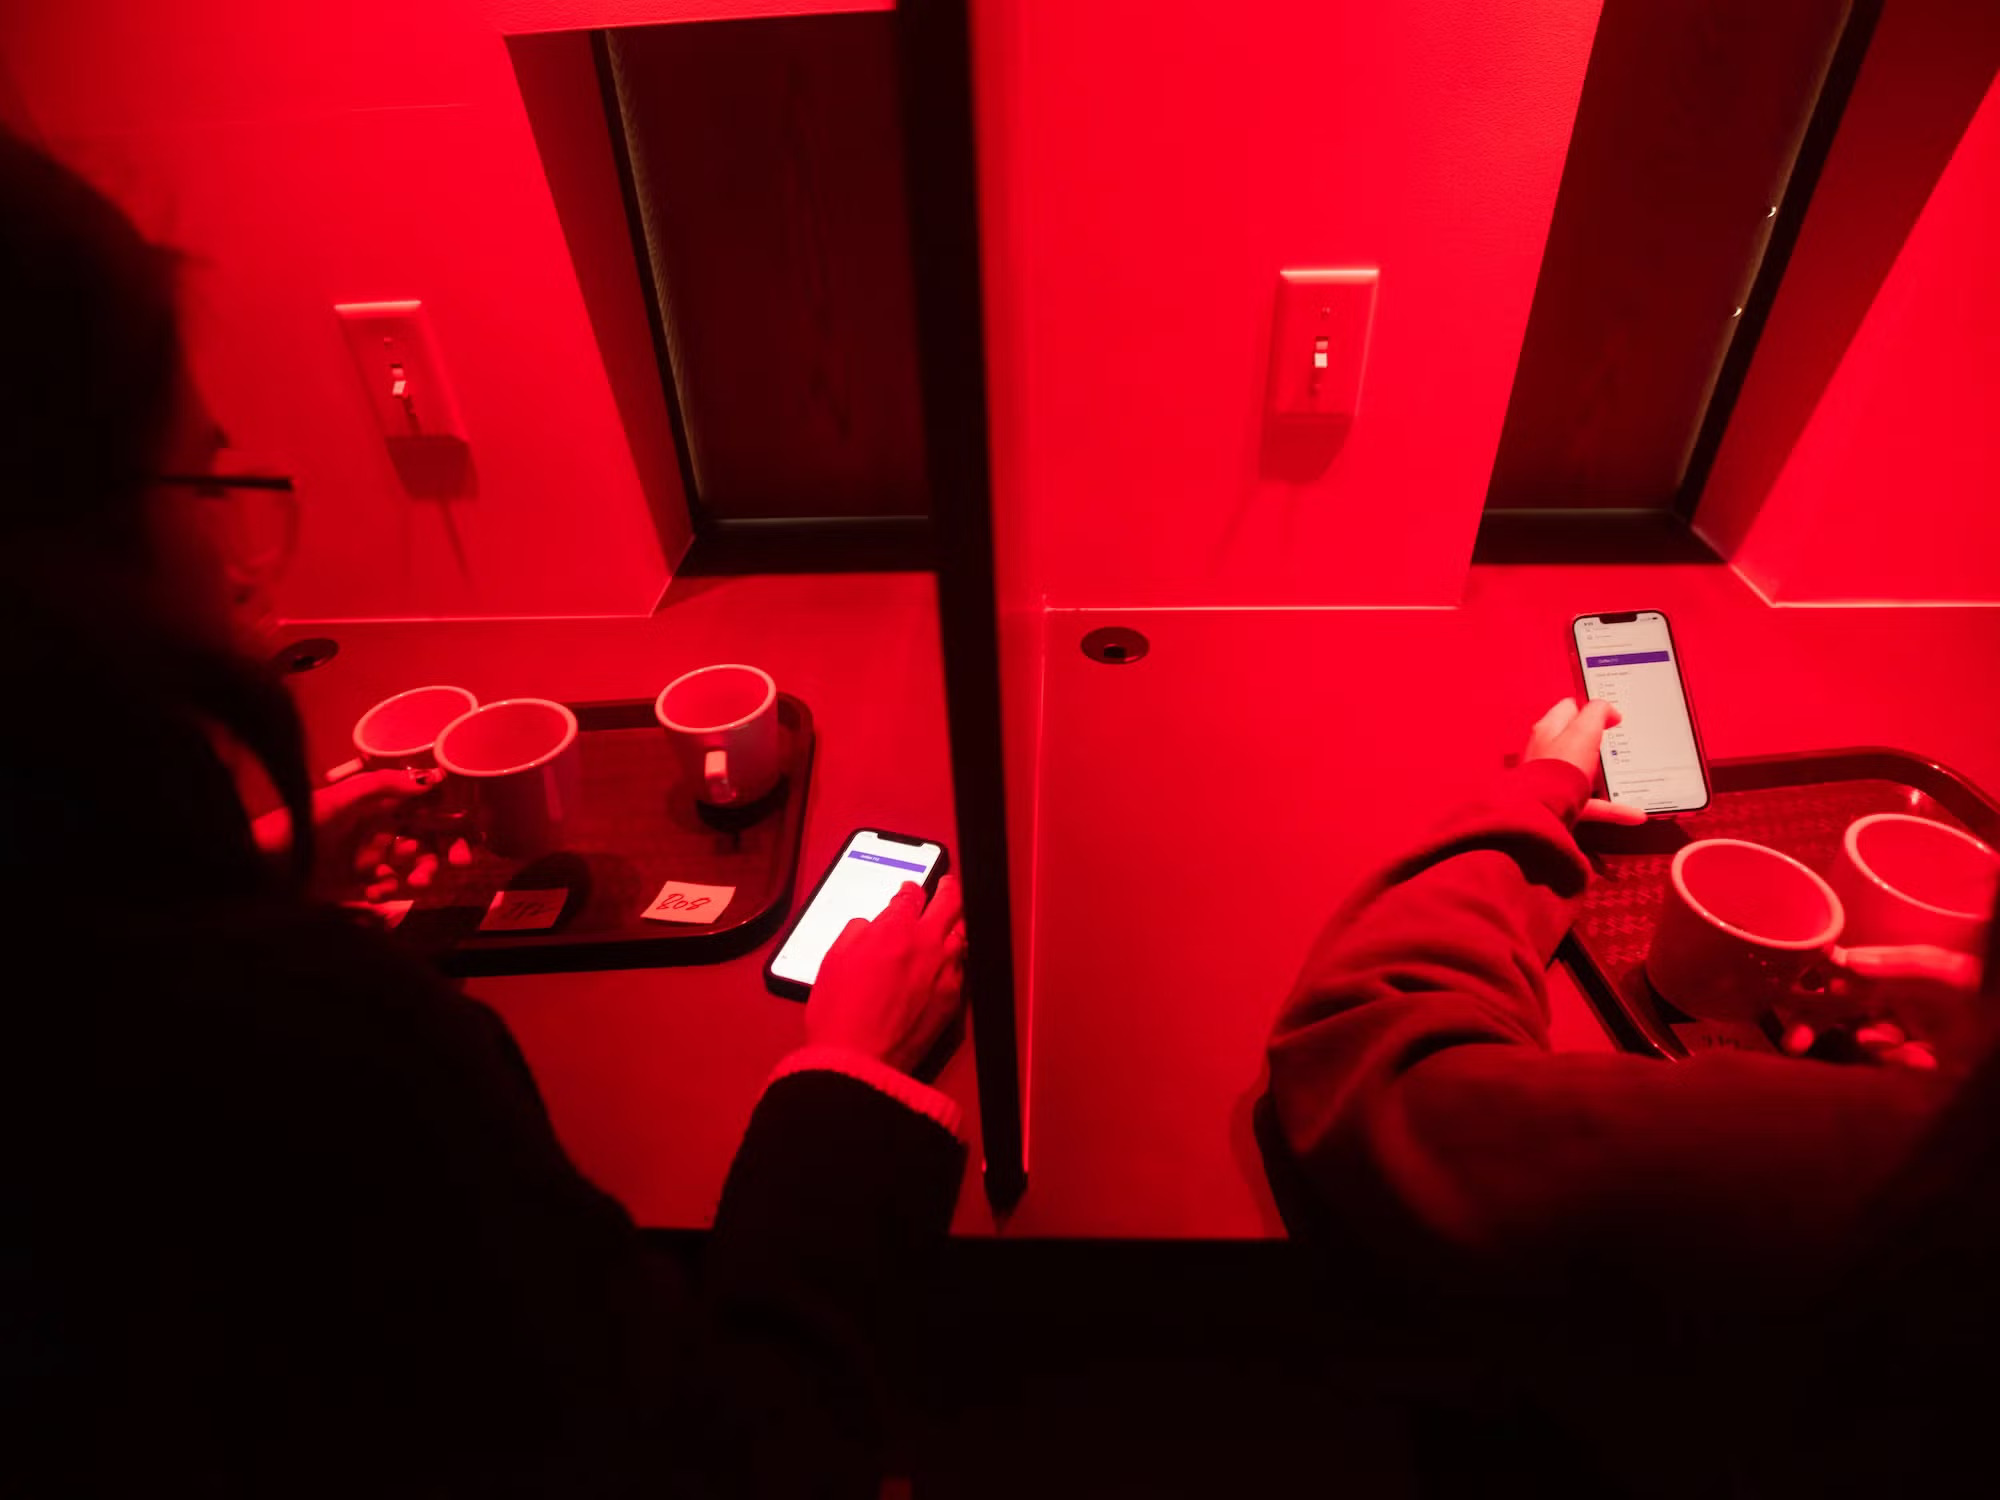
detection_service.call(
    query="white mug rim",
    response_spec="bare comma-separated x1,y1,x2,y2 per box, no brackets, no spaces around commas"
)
1843,812,1999,923
353,684,479,760
1669,837,1844,951
434,698,579,779
654,664,777,736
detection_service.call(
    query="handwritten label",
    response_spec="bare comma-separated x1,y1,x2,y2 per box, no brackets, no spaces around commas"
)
642,880,736,926
479,888,569,934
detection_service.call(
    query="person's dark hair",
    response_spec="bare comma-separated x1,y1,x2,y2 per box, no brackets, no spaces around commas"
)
0,132,183,543
0,130,315,893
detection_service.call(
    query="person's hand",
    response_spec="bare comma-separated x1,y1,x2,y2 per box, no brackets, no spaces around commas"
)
1522,698,1648,826
1777,944,1984,1069
806,875,967,1075
253,767,467,904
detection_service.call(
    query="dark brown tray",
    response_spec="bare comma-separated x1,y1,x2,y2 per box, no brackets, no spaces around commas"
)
386,695,815,977
1561,749,2000,1059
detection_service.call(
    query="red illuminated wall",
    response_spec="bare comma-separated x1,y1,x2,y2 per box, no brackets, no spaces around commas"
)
7,0,1598,623
1727,69,2000,605
0,3,889,621
1692,0,2000,588
968,0,1600,1168
971,0,1602,610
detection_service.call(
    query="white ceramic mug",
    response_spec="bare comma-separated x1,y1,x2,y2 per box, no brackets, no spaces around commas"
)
1646,839,1845,1022
434,698,582,858
349,684,478,771
1829,813,1999,953
654,664,781,807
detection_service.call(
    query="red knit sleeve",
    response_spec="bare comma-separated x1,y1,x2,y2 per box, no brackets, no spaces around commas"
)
1264,762,1942,1308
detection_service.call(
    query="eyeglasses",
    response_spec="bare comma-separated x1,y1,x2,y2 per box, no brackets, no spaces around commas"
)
156,424,295,496
157,472,296,495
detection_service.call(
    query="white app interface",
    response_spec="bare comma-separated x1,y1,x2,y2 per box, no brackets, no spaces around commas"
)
1574,613,1705,813
772,832,942,986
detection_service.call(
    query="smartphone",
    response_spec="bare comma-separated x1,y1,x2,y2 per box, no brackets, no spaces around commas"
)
1569,611,1710,815
764,829,950,1000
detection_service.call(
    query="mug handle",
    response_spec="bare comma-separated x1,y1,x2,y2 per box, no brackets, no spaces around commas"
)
704,748,735,804
324,756,366,784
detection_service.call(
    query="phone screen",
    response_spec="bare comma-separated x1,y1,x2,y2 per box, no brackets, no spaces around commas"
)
769,831,946,988
1572,612,1709,814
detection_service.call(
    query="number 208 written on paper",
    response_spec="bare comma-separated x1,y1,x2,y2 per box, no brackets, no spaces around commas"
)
642,880,737,926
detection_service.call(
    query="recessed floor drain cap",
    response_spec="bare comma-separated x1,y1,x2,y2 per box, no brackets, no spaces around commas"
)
273,637,340,675
1081,626,1150,665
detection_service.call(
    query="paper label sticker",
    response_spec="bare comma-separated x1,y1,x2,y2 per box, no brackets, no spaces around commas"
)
479,888,569,933
642,880,736,925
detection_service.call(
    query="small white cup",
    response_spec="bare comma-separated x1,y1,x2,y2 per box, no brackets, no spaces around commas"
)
350,684,479,772
654,664,781,807
1646,839,1845,1022
1829,813,1998,953
434,698,581,858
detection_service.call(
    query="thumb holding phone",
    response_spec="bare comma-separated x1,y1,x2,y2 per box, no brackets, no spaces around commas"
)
1523,698,1649,827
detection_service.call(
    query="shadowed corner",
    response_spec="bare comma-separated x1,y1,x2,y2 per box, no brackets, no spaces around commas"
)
1259,412,1352,484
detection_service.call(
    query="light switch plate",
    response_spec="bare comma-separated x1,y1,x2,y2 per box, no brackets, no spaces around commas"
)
334,300,465,442
1268,268,1378,420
